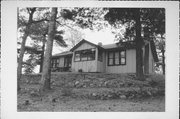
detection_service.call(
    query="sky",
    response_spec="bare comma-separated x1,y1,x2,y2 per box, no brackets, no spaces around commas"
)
52,26,117,55
83,28,115,45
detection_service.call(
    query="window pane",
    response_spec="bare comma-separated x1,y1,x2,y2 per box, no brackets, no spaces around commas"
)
75,53,80,61
121,58,125,64
115,58,119,65
88,50,95,60
81,50,87,61
120,51,125,57
115,52,119,58
109,52,113,58
88,53,95,60
109,58,113,65
57,59,59,63
81,54,87,60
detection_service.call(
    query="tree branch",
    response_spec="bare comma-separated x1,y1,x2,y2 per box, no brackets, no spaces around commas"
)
56,20,79,32
31,18,49,24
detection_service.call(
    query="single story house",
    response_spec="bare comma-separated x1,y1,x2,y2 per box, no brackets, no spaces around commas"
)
51,39,158,74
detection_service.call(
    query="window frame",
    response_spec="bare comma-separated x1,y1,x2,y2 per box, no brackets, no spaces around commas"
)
120,50,126,65
74,51,81,62
74,48,96,62
51,58,59,68
107,50,126,66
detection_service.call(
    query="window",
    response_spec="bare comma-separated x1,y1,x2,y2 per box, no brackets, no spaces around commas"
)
88,48,95,60
74,48,95,62
64,56,72,67
114,52,119,65
51,58,59,68
120,51,126,65
108,52,114,65
81,50,88,61
74,52,80,61
108,50,126,66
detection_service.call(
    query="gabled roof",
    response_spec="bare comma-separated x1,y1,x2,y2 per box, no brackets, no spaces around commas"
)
70,39,104,51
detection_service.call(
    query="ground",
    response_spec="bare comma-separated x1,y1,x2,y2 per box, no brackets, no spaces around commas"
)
18,93,165,112
18,73,165,112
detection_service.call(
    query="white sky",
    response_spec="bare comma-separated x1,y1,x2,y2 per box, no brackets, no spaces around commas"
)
52,27,116,54
83,28,115,44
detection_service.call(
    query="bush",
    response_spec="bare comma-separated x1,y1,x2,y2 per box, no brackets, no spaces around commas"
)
147,74,165,88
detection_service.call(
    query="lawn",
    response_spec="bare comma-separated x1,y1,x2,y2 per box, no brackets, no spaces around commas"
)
18,73,165,112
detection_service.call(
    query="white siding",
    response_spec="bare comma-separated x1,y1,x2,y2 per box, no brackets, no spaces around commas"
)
72,60,97,72
71,42,97,72
106,49,136,73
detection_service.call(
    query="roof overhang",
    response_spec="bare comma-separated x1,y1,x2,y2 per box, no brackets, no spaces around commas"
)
70,39,104,51
52,52,73,58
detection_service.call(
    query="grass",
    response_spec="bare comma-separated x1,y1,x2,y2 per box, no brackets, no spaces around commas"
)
18,73,165,112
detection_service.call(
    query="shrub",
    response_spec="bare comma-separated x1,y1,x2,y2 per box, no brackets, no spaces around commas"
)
147,74,165,88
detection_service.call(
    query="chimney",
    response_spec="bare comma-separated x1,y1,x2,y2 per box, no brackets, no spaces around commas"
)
98,42,102,46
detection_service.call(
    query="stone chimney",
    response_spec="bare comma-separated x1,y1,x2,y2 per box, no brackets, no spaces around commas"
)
98,42,102,46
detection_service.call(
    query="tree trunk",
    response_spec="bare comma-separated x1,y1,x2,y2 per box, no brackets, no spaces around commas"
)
134,8,144,80
17,8,36,91
39,36,46,73
40,8,57,91
162,47,165,75
17,32,28,91
144,44,149,74
160,34,165,75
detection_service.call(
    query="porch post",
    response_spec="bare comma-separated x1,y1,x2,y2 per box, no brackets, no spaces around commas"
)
71,52,75,72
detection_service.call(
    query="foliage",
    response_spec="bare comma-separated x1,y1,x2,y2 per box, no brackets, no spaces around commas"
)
18,8,69,74
104,8,165,41
104,8,165,78
147,74,165,88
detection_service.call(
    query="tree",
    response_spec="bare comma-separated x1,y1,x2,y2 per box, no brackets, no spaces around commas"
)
104,8,165,79
18,8,68,75
17,8,36,91
17,8,52,91
25,24,67,73
104,8,144,80
40,8,57,91
134,8,144,80
154,35,165,74
141,8,165,74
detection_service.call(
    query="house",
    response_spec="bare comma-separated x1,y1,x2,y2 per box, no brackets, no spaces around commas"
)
51,39,158,74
